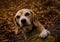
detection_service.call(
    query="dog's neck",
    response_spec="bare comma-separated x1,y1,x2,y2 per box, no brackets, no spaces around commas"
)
26,25,38,36
21,25,39,39
27,25,36,33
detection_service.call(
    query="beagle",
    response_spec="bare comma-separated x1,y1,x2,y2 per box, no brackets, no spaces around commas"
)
13,9,50,39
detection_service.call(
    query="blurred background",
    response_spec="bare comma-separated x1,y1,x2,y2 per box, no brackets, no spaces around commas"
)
0,0,60,42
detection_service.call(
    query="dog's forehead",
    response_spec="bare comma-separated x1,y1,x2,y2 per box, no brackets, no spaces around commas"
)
22,9,31,14
15,9,31,16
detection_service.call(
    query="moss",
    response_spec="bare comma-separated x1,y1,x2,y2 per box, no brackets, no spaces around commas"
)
28,35,55,42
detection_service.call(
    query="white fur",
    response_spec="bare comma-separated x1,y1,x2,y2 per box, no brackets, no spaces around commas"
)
39,29,50,38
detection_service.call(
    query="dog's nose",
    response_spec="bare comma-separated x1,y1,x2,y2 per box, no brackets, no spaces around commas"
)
21,19,26,24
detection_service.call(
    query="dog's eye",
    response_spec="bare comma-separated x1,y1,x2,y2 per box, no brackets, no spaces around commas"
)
25,12,30,16
16,15,20,19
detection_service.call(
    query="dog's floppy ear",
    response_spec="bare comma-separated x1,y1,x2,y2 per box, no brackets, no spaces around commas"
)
13,16,20,34
30,10,45,32
29,10,37,22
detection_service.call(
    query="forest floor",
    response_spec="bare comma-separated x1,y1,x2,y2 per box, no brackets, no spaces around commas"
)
0,0,60,42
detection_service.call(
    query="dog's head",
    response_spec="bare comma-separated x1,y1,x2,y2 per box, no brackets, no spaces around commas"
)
14,9,37,33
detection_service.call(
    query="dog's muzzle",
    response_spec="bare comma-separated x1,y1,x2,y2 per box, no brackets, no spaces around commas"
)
21,19,27,25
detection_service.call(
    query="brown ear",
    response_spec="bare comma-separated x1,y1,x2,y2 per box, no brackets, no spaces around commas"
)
13,16,20,34
31,10,45,32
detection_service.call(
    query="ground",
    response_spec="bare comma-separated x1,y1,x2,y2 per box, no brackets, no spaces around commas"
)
0,0,60,42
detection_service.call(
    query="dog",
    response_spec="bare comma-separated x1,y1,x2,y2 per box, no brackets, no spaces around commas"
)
13,9,50,39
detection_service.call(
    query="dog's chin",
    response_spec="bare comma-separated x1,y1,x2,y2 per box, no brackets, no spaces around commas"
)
21,24,33,33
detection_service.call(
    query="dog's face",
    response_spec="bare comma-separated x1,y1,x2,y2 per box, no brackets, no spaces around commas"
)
14,9,34,32
15,9,33,27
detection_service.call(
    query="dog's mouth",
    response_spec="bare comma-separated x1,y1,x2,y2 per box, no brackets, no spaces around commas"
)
21,24,33,33
22,23,31,27
21,21,31,26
